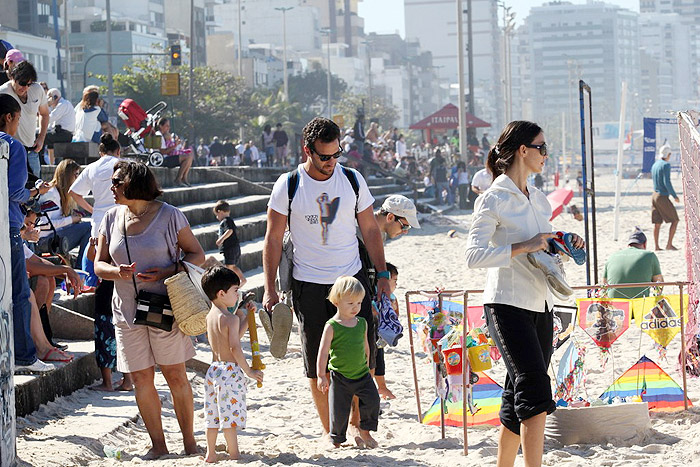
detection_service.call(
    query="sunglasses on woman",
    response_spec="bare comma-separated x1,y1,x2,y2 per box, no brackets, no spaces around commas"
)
312,146,344,162
525,142,548,156
111,178,125,187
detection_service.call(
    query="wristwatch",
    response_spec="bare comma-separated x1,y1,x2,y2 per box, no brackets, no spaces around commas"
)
376,270,391,280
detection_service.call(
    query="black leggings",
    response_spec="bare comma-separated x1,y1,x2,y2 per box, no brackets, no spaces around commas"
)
484,303,555,435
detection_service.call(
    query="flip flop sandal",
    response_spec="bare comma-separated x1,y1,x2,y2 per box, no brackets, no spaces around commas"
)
42,347,74,363
270,302,293,359
258,308,274,343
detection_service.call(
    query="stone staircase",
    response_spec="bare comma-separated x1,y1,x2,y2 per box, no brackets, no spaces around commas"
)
18,164,412,416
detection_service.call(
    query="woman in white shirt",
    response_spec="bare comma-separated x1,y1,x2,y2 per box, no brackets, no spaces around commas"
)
465,121,583,467
36,158,91,265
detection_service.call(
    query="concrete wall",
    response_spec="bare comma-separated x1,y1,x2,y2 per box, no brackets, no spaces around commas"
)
0,146,16,466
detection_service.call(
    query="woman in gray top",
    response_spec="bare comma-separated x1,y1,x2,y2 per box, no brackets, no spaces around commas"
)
95,160,204,459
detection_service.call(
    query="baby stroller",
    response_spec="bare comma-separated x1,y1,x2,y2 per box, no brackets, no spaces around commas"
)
118,99,167,167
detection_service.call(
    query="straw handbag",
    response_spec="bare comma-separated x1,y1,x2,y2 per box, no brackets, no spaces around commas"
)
164,261,210,336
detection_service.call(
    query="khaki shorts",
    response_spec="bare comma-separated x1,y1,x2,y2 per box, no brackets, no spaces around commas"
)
651,193,679,224
115,324,196,373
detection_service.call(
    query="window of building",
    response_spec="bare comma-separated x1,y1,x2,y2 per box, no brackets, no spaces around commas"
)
70,45,84,63
71,21,81,33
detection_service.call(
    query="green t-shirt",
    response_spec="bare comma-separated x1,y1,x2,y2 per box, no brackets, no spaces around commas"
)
603,247,662,299
328,317,368,380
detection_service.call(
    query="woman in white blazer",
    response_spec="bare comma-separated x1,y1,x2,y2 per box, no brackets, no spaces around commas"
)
466,121,583,467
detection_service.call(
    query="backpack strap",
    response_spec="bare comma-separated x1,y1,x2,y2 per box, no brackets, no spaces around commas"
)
340,165,360,217
286,168,300,228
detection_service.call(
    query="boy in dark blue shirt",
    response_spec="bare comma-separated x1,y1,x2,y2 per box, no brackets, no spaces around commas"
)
213,200,246,286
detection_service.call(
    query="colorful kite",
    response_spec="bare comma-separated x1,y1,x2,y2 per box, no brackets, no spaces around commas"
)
630,294,688,323
553,305,577,351
554,341,586,403
422,372,503,427
577,298,630,349
599,356,691,412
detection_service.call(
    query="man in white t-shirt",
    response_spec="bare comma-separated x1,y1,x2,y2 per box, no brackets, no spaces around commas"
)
263,117,390,437
471,166,493,195
0,60,49,176
69,144,121,286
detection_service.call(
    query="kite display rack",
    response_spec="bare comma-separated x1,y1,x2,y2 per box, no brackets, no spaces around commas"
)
405,281,690,457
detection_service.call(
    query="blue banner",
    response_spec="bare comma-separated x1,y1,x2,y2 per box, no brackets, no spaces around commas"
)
642,117,676,173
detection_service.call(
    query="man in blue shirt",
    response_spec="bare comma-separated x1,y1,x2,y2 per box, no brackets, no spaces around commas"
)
1,93,52,373
650,145,680,251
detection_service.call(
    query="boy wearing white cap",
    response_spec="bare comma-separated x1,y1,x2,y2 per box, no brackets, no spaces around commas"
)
357,194,420,398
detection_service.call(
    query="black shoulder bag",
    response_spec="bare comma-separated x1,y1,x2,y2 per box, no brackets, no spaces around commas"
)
123,208,174,331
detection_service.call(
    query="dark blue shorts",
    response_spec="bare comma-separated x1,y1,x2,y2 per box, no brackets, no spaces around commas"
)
484,303,555,435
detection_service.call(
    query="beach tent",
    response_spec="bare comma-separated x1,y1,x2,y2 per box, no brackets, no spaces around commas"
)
409,104,490,144
422,372,503,427
599,355,691,412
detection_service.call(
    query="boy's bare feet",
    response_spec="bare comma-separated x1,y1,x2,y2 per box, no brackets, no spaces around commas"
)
359,429,378,448
203,450,218,463
378,386,396,400
348,424,365,447
666,245,678,251
227,449,241,460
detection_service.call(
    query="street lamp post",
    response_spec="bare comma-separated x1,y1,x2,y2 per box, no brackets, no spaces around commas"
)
322,28,332,119
456,0,467,159
106,0,114,119
498,2,516,122
275,6,294,101
237,0,243,77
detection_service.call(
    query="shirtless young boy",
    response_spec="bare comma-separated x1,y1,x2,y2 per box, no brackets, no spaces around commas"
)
201,266,264,462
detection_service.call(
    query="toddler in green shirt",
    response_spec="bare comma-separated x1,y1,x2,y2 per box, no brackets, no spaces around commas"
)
317,276,381,448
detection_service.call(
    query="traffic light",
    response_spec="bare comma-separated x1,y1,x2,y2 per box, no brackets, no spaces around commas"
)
170,44,181,66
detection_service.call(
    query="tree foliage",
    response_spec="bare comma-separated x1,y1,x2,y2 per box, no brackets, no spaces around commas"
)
335,92,399,131
287,66,347,123
249,89,303,141
97,56,258,142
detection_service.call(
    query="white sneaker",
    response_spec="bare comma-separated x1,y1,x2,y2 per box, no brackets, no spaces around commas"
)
15,359,56,374
527,250,574,300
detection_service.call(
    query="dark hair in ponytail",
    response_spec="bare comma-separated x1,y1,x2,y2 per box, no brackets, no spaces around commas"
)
99,132,120,155
487,120,543,176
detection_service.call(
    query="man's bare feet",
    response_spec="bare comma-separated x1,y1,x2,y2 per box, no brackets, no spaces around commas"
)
113,378,134,391
184,441,201,456
378,386,396,400
142,447,168,460
89,382,114,391
359,429,378,448
666,245,679,251
655,246,662,251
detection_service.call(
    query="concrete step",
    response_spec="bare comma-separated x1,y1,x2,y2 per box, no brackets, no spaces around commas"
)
369,183,404,197
179,194,270,226
190,212,267,253
149,166,285,188
158,181,239,206
14,340,101,417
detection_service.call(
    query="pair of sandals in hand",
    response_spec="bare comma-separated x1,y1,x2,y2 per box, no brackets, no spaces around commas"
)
257,299,293,359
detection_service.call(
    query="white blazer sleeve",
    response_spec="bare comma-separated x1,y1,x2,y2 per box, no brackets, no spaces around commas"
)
465,193,512,269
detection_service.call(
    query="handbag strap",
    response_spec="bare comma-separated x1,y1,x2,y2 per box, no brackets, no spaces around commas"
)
122,207,139,296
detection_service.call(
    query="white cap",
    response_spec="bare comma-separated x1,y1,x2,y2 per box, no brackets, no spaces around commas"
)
381,195,420,229
658,144,671,159
48,88,61,100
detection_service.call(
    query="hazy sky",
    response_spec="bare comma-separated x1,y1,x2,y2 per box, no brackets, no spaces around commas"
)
358,0,641,38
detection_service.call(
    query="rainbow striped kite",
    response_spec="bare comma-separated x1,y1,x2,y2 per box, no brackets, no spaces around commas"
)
422,372,503,427
599,355,691,412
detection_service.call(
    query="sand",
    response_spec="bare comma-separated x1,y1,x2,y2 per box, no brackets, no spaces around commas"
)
16,171,700,466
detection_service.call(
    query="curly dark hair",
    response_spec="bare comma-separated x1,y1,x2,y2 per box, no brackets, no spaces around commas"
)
302,117,340,152
113,160,163,201
487,120,543,176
